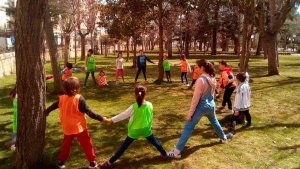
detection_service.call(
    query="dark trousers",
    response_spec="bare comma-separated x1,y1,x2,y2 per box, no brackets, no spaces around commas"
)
181,72,188,84
222,87,235,109
229,110,252,133
191,79,197,87
165,71,171,82
109,135,166,164
84,72,97,86
135,67,147,81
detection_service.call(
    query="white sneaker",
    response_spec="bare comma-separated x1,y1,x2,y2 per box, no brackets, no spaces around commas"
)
186,84,190,87
167,149,181,159
220,139,227,144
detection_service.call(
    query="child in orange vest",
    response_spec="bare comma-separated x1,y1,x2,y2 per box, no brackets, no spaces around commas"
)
61,62,81,80
98,70,108,86
189,65,201,88
45,77,109,169
176,54,191,86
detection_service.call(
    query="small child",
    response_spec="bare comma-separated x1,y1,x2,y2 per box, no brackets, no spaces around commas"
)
61,62,81,80
177,54,191,86
9,87,17,151
218,60,236,113
116,52,125,83
163,54,172,83
228,72,251,134
45,77,109,169
100,84,167,167
189,65,200,88
98,70,108,86
84,49,97,88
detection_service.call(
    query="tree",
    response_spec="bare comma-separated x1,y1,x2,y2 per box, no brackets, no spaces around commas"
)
15,0,47,168
257,0,299,75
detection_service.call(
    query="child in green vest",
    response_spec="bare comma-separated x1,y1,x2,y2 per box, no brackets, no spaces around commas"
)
100,84,167,167
84,49,97,88
9,87,17,151
163,54,172,83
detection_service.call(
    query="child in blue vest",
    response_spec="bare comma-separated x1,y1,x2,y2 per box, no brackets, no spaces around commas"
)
100,84,167,167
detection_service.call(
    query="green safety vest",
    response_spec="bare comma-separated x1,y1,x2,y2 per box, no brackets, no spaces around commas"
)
87,56,96,72
163,60,171,71
128,102,153,139
13,96,18,134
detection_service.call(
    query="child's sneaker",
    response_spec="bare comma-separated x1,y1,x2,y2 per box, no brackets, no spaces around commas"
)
220,139,227,144
88,161,98,169
100,161,113,168
57,161,65,169
167,149,181,159
226,133,234,139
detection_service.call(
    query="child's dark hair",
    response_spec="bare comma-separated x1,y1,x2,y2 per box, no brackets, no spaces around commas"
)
135,84,147,107
10,86,17,99
236,72,246,82
99,70,105,75
180,54,186,60
117,52,122,58
219,60,228,67
66,62,73,69
88,49,94,54
196,59,215,77
63,77,80,96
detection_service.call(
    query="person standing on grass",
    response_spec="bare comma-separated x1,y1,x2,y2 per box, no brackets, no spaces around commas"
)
228,72,251,134
189,64,201,88
218,60,236,113
45,77,109,169
163,53,172,83
100,84,167,168
167,59,232,159
84,49,97,88
176,54,191,86
115,52,125,83
135,50,156,83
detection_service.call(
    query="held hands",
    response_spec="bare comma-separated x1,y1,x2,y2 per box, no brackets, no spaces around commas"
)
101,117,112,123
186,114,192,121
234,111,239,116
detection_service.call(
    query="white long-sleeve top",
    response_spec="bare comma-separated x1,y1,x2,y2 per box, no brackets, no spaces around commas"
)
234,82,251,111
188,74,216,117
116,58,124,69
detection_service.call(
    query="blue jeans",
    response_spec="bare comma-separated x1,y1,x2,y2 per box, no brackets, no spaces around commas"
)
109,134,166,164
12,133,17,145
176,107,226,151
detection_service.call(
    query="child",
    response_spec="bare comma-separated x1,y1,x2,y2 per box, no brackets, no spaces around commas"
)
228,72,251,134
61,62,81,80
218,60,236,113
100,84,167,167
135,50,156,83
177,54,191,86
98,70,108,86
163,54,172,83
189,65,201,88
45,77,109,169
9,87,17,151
238,63,250,83
116,52,125,83
84,49,97,88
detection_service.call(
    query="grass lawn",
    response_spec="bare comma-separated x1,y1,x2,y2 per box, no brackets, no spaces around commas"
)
0,54,300,169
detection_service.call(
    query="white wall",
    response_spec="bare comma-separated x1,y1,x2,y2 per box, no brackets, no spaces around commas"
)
0,52,15,78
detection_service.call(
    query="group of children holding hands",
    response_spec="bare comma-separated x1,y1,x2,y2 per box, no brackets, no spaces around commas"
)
10,49,252,168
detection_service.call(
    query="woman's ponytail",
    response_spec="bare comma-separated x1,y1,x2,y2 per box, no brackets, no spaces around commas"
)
196,59,215,77
135,84,147,107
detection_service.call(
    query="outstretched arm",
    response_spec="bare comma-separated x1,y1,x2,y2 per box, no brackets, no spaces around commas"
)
111,105,133,123
45,101,59,116
146,56,155,64
78,96,104,121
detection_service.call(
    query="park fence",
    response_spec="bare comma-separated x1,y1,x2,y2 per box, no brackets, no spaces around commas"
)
0,52,15,78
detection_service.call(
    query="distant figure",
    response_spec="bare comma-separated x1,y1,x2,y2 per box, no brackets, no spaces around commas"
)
115,52,125,83
84,49,97,88
176,54,191,86
98,70,108,86
45,77,109,169
135,50,156,83
100,84,167,167
163,54,172,83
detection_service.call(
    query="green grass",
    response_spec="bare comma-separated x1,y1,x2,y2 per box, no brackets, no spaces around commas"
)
0,54,300,169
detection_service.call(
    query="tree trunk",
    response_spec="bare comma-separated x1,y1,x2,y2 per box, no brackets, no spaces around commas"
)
157,0,164,83
126,38,130,62
262,32,279,75
104,43,108,57
256,35,262,56
75,32,77,64
44,5,63,94
184,30,190,58
132,38,137,68
80,34,86,60
15,0,47,168
64,34,70,65
100,37,103,55
234,37,240,55
211,4,219,56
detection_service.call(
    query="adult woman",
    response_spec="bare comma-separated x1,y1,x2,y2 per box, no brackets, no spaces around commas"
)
167,59,232,158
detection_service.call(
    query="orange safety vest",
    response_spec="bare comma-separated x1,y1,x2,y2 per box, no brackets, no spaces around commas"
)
98,75,108,86
181,60,188,72
193,66,200,80
59,94,87,135
62,68,73,80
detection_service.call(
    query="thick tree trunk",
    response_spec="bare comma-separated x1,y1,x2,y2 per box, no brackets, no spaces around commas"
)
126,38,130,62
262,32,279,75
104,43,108,57
64,34,70,65
132,39,137,68
211,4,219,56
44,5,63,93
184,30,190,58
234,37,240,55
256,35,262,56
15,0,47,168
80,34,87,60
157,0,164,83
